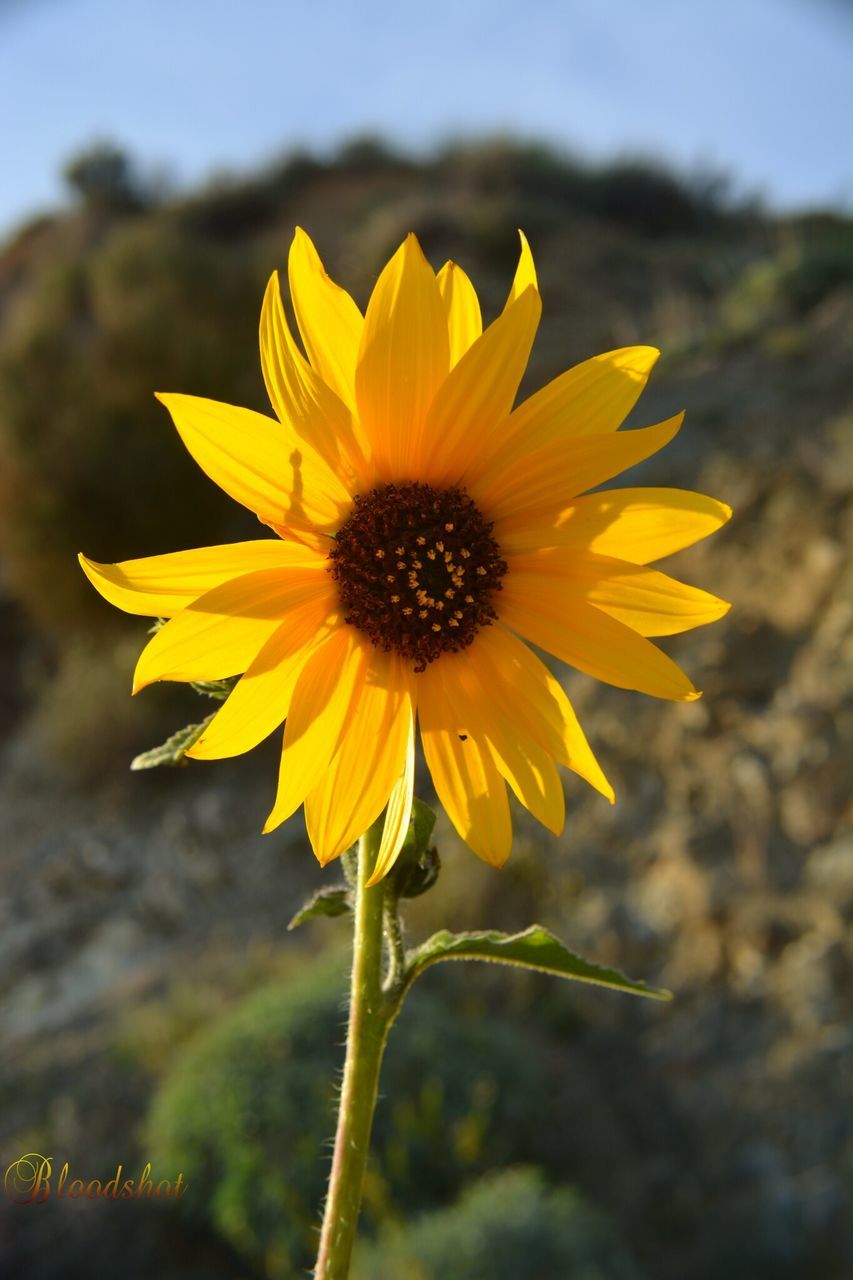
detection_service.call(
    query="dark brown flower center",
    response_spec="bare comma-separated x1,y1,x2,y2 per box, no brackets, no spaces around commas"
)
328,482,507,671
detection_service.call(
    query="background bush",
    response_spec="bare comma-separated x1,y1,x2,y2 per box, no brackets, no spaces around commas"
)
351,1167,643,1280
147,957,553,1277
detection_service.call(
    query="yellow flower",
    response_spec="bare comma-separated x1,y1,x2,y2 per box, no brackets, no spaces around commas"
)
80,229,730,883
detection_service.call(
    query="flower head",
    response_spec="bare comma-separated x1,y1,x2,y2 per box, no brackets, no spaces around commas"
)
80,229,730,883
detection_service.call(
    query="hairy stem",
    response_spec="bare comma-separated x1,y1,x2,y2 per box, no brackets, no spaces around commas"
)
314,820,390,1279
382,887,407,997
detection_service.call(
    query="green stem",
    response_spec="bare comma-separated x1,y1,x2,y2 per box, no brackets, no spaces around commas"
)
314,820,391,1280
382,888,407,997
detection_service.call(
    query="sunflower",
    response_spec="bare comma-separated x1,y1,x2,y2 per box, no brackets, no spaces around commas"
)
80,229,730,884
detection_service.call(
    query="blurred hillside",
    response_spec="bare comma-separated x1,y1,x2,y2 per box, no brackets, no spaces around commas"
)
0,138,851,1279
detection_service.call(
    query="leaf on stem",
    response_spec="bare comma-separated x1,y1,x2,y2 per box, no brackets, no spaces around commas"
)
287,886,351,930
190,677,239,701
129,716,214,770
405,924,670,1000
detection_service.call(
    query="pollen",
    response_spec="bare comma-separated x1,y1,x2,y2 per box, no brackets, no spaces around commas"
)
327,481,507,671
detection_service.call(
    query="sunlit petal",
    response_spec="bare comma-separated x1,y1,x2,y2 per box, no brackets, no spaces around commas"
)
435,649,565,834
471,625,614,802
304,651,413,864
287,227,364,411
500,572,700,702
260,272,368,484
366,704,416,886
133,566,333,692
264,625,366,832
437,260,482,366
508,548,731,636
482,413,684,529
79,539,322,617
497,486,733,560
420,285,541,487
464,345,660,491
355,234,450,480
506,228,538,305
187,596,339,760
418,658,512,866
155,393,352,537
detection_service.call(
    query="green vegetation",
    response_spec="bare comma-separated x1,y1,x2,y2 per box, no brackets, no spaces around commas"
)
720,221,853,343
63,141,148,213
147,957,554,1277
351,1167,643,1280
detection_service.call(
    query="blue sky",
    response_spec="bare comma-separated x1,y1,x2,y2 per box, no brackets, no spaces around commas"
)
1,0,850,234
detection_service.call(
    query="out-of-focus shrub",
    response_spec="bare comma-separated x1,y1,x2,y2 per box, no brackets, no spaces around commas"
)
585,160,714,236
147,959,550,1278
23,634,168,777
0,216,264,632
173,150,325,241
436,140,733,238
351,1167,643,1280
776,230,853,313
721,228,853,341
335,135,410,174
64,141,146,213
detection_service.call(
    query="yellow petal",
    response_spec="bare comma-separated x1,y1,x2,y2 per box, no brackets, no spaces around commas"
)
500,573,700,701
418,659,511,866
420,285,541,488
355,234,450,481
504,745,563,834
155,393,352,537
133,566,333,692
260,272,368,484
469,625,613,803
78,540,323,618
464,345,659,490
483,413,684,530
506,229,537,305
438,651,564,835
509,343,659,445
287,228,364,412
496,486,733,560
437,260,483,366
263,625,366,832
508,549,731,636
304,652,413,865
365,704,416,886
488,731,564,837
186,597,339,761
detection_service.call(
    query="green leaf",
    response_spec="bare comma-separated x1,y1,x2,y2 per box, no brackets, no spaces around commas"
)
129,716,213,771
191,677,238,702
405,925,670,1000
287,887,351,931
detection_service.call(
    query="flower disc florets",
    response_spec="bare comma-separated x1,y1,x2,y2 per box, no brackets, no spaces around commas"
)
328,482,507,671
